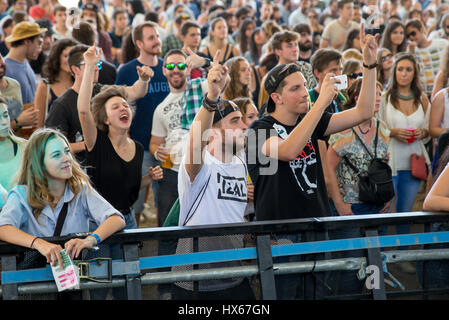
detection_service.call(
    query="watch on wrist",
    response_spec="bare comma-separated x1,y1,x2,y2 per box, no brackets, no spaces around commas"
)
202,93,221,112
203,58,211,69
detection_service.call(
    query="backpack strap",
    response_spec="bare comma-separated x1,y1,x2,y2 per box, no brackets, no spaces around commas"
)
53,202,69,237
351,119,379,160
182,174,212,226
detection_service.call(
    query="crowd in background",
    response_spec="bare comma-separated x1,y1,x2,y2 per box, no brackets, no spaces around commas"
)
2,0,449,300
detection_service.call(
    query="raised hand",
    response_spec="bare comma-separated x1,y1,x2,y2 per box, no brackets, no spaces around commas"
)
360,22,379,66
137,65,154,82
83,42,102,67
207,50,230,101
185,47,206,70
316,73,339,109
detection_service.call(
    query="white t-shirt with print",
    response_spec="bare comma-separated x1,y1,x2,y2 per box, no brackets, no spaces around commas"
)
174,150,249,292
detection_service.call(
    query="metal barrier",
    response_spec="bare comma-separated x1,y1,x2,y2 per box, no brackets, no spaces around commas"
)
2,211,449,300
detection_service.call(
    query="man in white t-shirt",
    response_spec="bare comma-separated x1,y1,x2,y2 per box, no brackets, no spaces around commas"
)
150,49,209,228
406,18,449,97
172,51,255,300
320,0,359,51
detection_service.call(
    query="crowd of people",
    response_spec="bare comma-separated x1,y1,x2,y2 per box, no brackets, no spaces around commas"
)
1,0,449,300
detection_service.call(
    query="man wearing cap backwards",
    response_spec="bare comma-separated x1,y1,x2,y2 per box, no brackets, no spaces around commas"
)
4,21,46,106
172,50,255,299
246,25,378,299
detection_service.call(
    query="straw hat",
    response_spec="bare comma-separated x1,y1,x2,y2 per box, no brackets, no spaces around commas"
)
5,21,47,43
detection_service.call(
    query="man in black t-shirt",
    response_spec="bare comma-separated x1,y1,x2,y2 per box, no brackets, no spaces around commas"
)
246,26,378,299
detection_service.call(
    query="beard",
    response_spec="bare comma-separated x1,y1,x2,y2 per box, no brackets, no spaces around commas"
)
168,73,186,89
299,41,313,51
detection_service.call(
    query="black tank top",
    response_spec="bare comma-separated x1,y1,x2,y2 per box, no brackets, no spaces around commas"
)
206,44,234,64
86,129,143,215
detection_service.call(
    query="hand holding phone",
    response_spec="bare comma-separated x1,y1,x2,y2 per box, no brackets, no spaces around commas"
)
333,74,348,91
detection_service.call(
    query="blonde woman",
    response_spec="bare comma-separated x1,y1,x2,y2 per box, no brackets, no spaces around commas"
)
0,128,126,269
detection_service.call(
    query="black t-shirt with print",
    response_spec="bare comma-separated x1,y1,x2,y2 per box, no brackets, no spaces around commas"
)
246,113,332,221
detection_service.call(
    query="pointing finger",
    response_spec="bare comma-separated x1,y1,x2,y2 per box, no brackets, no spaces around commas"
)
212,50,221,66
360,22,365,45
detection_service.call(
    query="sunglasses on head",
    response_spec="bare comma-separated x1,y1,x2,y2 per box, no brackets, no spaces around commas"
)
380,53,393,62
348,72,363,79
165,62,186,70
407,31,417,38
77,60,103,70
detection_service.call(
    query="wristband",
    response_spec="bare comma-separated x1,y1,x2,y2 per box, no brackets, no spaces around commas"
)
15,119,22,129
88,233,101,245
363,62,378,69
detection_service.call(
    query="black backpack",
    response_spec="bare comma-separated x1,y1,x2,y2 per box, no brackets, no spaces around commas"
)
342,120,395,205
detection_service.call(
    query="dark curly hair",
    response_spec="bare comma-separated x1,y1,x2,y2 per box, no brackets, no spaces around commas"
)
42,38,79,84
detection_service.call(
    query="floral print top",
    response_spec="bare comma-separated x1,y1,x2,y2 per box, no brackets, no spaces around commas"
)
328,118,391,204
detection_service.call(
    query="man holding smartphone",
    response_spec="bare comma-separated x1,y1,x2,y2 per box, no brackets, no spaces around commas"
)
246,25,378,299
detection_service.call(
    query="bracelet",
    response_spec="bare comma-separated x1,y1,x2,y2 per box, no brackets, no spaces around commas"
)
30,236,40,249
88,233,101,246
202,93,220,112
363,62,378,69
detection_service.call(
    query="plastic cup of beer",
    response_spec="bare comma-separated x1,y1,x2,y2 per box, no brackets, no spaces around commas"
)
160,144,173,169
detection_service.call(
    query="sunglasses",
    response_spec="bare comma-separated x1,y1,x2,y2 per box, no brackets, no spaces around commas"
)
348,72,363,79
77,60,103,70
380,53,393,62
165,62,186,70
407,31,417,38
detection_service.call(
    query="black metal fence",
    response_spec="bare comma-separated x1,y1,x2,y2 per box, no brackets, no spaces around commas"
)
1,211,449,300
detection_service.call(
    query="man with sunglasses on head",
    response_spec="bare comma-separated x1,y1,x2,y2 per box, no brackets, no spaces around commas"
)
405,18,448,98
46,44,152,163
246,25,378,299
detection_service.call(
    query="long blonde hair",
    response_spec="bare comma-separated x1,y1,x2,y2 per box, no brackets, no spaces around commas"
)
17,128,92,220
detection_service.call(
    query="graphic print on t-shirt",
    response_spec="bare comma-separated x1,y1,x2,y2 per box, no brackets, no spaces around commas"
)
216,172,247,203
273,123,318,196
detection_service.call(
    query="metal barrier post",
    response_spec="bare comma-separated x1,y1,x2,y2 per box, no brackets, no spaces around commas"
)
365,228,387,300
256,234,276,300
1,255,18,300
123,243,142,300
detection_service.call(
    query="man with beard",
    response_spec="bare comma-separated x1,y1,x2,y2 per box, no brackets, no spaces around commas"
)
288,0,310,27
0,54,38,133
116,21,170,223
172,50,254,300
294,23,314,63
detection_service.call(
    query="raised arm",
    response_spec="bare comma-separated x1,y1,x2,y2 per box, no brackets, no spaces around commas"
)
261,74,339,161
324,24,378,136
185,50,229,182
77,45,101,152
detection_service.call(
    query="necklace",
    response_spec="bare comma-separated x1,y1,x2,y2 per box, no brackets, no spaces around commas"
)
397,92,414,100
358,121,371,135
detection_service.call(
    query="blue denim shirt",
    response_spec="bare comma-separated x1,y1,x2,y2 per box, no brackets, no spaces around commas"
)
0,184,124,237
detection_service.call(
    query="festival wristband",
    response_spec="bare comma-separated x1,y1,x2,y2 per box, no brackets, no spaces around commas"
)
88,233,101,245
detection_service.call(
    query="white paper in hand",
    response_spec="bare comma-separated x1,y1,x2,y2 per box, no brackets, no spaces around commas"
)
50,249,80,292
